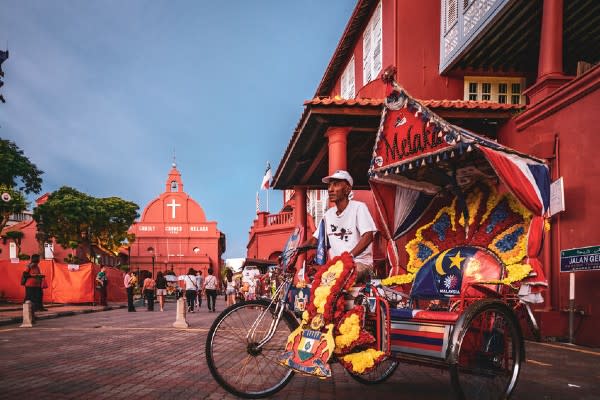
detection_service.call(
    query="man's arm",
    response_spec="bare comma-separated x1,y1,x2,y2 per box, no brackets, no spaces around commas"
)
350,231,374,258
299,236,318,249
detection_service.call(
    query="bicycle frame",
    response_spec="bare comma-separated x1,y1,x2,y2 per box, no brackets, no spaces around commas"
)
247,274,295,349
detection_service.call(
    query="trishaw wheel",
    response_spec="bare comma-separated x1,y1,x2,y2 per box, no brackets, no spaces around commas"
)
205,300,299,399
449,299,524,400
346,357,399,384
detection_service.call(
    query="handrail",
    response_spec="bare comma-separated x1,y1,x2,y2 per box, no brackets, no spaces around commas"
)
266,212,293,226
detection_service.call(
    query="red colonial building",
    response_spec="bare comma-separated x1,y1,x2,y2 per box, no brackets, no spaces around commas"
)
251,0,599,346
128,164,225,278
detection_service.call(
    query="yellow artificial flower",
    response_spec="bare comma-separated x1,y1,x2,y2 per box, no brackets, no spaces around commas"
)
335,313,361,350
341,348,385,374
313,260,344,314
381,273,415,286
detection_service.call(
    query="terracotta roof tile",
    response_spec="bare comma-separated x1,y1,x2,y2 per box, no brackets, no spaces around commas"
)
304,97,524,110
274,97,522,187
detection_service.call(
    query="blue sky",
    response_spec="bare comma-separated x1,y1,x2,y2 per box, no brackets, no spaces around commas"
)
0,1,354,258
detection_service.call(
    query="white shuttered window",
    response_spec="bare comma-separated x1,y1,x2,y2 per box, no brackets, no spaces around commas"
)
341,56,355,99
362,1,383,85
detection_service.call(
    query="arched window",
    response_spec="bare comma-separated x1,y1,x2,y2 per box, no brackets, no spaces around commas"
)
171,181,178,192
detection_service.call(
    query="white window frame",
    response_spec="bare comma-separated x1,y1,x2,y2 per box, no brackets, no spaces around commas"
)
463,76,525,104
341,56,356,99
362,1,383,85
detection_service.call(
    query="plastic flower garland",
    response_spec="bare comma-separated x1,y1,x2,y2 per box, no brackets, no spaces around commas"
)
306,252,355,325
383,182,537,288
381,273,415,286
334,306,375,355
340,348,386,374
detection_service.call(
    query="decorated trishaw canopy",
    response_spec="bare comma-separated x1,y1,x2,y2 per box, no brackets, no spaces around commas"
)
368,83,550,240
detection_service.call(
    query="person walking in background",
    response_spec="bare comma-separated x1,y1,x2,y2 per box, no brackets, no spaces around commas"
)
225,269,237,307
155,271,167,312
204,268,218,312
23,254,43,312
124,268,136,312
196,270,204,309
95,266,108,306
142,272,156,311
180,268,198,313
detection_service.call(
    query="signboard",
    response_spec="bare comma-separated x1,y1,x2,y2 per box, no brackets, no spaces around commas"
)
550,177,565,216
372,107,451,171
560,245,600,272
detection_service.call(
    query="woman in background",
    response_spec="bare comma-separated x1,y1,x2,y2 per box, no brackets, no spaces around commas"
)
142,272,156,311
225,269,237,307
155,271,167,312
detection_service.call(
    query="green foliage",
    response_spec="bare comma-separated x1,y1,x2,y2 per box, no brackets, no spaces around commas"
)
4,230,24,241
3,230,24,253
64,254,82,264
18,253,30,260
0,139,43,194
34,186,139,258
0,184,27,231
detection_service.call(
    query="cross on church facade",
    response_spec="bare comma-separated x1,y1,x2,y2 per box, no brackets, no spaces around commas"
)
166,199,181,219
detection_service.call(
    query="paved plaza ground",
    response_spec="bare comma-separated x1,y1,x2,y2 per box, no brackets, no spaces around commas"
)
1,297,599,400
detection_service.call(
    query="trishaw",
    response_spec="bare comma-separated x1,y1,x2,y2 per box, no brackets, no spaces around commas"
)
205,80,550,399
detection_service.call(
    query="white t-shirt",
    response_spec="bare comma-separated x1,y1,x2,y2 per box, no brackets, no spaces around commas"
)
179,275,198,291
313,200,377,266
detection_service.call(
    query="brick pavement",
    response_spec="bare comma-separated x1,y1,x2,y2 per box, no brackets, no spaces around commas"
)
0,296,599,400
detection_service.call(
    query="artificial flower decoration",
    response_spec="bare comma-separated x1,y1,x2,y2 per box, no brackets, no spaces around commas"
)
334,306,375,355
396,181,535,287
340,348,386,374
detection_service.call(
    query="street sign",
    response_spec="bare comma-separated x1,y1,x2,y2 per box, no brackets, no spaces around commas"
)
560,245,600,272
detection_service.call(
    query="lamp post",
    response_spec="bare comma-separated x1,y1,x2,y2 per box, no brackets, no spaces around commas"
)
148,246,155,278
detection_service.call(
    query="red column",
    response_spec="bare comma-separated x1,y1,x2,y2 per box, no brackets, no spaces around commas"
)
293,187,307,241
538,0,563,78
523,0,570,105
326,127,351,173
293,187,307,281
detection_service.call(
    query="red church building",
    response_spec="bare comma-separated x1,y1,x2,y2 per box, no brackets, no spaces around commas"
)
250,0,599,346
128,163,225,278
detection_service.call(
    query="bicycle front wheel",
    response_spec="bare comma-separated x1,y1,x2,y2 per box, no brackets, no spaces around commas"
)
205,299,299,398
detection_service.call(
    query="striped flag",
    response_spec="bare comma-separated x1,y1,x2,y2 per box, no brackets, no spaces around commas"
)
261,162,272,190
315,219,327,265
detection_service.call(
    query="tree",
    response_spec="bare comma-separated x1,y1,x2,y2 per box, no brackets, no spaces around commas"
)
0,184,27,231
3,230,24,254
33,186,139,261
0,139,43,231
0,138,43,194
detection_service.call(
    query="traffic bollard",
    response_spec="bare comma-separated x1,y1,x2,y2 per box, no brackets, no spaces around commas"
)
172,297,189,328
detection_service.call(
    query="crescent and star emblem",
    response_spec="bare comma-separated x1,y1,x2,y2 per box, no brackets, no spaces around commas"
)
435,250,465,276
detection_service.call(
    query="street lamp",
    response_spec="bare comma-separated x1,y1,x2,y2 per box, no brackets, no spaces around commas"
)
147,246,155,278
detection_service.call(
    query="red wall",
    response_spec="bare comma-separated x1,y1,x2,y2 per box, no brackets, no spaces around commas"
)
498,76,600,346
331,0,464,100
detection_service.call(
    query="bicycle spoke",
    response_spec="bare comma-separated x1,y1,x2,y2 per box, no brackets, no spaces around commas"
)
206,300,297,398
